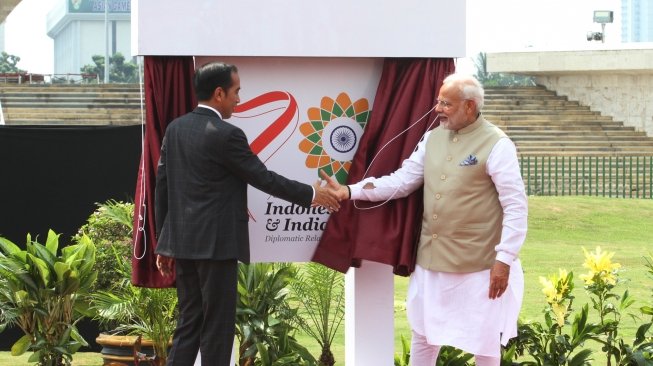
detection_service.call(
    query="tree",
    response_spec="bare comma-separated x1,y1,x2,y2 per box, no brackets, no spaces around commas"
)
80,53,138,83
0,52,25,73
473,52,535,87
291,263,345,366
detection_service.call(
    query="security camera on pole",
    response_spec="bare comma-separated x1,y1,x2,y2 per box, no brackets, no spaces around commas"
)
587,10,613,43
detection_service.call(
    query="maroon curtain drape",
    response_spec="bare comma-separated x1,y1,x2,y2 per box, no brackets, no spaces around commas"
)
312,58,455,276
132,56,197,288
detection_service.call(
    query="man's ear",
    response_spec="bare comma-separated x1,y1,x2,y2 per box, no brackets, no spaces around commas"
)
465,99,476,113
213,87,224,102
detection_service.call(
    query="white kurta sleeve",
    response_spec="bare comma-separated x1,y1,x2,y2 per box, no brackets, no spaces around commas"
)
349,131,429,202
487,138,528,264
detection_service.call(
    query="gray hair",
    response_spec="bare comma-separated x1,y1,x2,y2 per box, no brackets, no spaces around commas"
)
442,73,484,112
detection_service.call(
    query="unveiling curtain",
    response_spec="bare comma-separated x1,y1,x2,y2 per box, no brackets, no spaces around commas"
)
312,58,456,276
132,56,197,288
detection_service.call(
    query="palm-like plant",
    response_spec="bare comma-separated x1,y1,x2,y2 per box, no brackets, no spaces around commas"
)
291,262,345,366
0,230,97,366
236,263,316,366
91,248,177,366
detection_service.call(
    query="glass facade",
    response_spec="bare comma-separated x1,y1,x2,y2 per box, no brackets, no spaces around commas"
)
621,0,653,42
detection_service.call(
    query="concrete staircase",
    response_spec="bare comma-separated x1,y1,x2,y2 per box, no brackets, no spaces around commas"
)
484,86,653,156
2,84,652,156
482,86,653,197
0,84,143,126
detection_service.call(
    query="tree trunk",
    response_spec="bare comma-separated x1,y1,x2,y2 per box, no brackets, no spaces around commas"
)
318,347,335,366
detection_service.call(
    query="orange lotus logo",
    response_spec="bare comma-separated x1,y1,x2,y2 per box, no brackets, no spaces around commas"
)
298,93,370,184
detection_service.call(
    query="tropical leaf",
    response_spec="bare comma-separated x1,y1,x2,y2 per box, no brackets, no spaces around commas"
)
568,349,593,366
11,334,31,356
0,237,21,256
44,229,60,256
26,252,51,287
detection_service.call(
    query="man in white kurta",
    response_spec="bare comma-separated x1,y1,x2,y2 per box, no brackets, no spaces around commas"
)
323,74,527,366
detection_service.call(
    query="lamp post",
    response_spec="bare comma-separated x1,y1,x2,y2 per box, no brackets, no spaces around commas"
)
587,10,613,43
104,0,109,83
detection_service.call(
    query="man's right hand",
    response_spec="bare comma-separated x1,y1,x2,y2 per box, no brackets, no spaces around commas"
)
319,170,350,200
312,181,340,212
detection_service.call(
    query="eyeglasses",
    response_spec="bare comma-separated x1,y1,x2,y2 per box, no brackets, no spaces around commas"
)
435,99,454,109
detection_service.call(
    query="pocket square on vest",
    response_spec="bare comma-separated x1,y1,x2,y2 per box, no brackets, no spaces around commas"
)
460,154,478,166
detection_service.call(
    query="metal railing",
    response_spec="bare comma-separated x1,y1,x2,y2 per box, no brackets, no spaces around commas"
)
520,155,653,199
0,73,100,84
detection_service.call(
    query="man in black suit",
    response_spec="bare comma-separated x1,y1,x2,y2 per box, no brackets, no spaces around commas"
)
154,61,339,366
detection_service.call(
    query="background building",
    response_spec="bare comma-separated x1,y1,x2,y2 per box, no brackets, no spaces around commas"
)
621,0,653,42
1,0,22,53
46,0,131,75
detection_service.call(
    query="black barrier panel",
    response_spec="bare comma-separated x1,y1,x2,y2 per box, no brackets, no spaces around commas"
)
0,124,142,351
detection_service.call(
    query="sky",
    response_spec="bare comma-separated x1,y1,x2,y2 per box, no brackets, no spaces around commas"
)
2,0,622,75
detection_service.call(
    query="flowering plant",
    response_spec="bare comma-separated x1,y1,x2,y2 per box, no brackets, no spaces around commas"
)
515,268,599,366
579,247,630,366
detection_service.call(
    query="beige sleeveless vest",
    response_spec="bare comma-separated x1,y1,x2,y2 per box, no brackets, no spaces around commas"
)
417,117,507,273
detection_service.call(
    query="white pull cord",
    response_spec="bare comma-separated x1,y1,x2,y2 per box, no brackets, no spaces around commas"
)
353,106,439,210
134,56,148,260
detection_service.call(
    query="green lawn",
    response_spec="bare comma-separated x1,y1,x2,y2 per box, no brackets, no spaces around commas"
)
313,196,653,363
2,196,652,365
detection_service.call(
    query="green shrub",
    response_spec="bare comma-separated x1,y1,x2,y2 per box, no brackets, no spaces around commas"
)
72,200,133,294
0,230,96,365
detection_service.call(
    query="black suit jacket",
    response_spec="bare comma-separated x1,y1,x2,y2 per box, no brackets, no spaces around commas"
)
154,107,313,263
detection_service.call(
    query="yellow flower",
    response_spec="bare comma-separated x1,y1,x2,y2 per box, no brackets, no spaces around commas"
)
539,269,571,304
540,269,573,327
539,276,557,303
557,269,570,294
580,247,621,286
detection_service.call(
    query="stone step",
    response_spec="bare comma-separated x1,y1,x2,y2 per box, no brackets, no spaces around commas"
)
5,113,142,121
485,87,553,93
484,105,592,111
517,146,653,156
0,95,142,102
3,102,141,109
4,105,140,117
0,84,140,92
499,121,623,128
7,119,140,126
511,135,650,141
516,141,653,147
485,98,576,104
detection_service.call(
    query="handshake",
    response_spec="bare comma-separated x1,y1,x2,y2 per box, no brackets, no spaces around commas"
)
311,170,352,212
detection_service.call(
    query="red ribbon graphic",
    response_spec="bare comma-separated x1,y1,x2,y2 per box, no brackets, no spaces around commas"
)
233,91,299,222
233,91,298,156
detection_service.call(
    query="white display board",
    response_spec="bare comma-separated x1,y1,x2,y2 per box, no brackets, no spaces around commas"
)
133,0,466,58
195,56,383,262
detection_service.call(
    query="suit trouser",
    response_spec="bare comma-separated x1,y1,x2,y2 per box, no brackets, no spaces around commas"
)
167,258,238,366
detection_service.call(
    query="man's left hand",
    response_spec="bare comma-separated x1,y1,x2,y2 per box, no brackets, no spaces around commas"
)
489,261,510,299
156,254,175,277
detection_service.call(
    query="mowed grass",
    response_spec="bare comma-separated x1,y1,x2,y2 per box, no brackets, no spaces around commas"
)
300,196,653,362
0,352,103,365
391,196,653,360
1,196,652,365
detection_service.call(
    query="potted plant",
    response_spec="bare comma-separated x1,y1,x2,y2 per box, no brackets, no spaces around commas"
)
76,199,177,366
0,230,97,366
92,249,177,366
